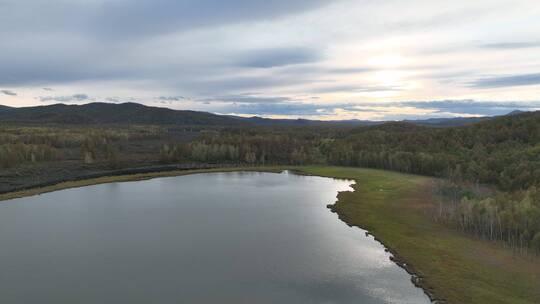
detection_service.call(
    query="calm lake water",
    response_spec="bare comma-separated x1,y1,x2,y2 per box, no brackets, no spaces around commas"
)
0,171,430,303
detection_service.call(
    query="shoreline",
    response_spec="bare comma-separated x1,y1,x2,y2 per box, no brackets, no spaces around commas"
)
0,165,443,302
299,170,444,302
1,166,538,303
327,201,445,303
0,163,228,197
304,167,540,304
0,164,287,202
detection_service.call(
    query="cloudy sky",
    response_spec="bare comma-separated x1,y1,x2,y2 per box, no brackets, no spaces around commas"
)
1,0,540,120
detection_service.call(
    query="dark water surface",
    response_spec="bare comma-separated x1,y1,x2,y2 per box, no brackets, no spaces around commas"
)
0,171,430,303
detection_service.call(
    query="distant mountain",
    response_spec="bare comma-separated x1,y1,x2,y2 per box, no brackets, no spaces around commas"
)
0,105,11,113
239,116,380,126
404,116,489,127
0,102,528,127
0,102,245,126
507,110,525,116
239,116,321,126
403,110,529,127
0,102,386,126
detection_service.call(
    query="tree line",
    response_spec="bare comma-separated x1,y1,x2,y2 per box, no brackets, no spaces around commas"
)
165,113,540,253
2,112,539,252
0,125,163,169
159,130,328,165
436,181,540,254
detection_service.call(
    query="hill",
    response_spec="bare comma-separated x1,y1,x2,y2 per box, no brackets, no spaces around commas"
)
0,102,525,127
336,110,540,190
0,102,245,126
0,103,372,126
406,116,489,127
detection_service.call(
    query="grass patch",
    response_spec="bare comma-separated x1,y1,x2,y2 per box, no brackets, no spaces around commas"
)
296,166,540,304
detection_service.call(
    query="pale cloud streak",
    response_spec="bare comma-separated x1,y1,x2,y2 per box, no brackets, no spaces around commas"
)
1,90,17,96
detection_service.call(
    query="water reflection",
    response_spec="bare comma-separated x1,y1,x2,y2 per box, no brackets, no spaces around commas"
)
0,171,430,303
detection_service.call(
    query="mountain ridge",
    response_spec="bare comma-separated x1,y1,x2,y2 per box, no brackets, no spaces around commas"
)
0,102,528,127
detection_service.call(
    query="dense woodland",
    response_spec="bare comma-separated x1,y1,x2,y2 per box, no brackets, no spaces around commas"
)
160,112,540,253
1,111,539,253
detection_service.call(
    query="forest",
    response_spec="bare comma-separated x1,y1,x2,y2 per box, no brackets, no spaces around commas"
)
1,111,539,253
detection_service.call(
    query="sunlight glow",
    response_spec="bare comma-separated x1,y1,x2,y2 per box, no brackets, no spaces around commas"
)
368,54,409,68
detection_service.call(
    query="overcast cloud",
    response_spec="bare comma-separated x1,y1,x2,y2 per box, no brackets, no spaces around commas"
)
1,0,540,120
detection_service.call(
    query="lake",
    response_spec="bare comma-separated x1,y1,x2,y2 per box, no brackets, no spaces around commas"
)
0,171,430,303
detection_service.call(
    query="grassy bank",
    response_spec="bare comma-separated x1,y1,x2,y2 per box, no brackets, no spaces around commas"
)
1,165,538,303
297,166,540,304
